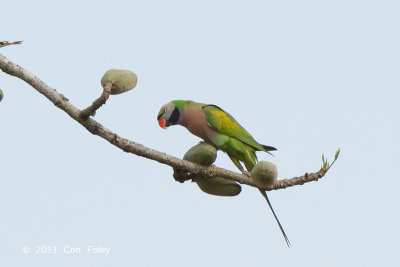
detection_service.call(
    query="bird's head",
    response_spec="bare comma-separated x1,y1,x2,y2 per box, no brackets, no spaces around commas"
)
157,101,181,129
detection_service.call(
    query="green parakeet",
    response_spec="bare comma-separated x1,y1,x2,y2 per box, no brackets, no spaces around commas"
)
157,100,290,246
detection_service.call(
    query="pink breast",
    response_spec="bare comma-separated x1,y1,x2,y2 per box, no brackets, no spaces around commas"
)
180,107,217,142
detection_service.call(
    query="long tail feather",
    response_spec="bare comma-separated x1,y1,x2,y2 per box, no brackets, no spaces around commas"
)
258,189,291,247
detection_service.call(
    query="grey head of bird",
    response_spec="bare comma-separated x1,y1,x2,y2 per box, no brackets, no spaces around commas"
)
157,101,181,129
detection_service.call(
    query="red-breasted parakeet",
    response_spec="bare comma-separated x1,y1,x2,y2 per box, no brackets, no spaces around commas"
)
157,100,290,246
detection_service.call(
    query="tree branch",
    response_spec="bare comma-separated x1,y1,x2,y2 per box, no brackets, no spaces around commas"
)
0,52,334,191
79,82,112,119
0,40,23,48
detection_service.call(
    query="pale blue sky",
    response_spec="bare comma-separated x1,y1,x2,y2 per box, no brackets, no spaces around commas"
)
1,0,399,266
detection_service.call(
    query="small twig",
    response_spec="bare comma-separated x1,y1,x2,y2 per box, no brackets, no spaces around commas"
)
322,148,340,172
0,40,23,48
270,168,326,191
80,82,112,119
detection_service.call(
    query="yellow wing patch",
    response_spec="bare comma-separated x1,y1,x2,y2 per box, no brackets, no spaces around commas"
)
203,105,266,151
207,108,239,132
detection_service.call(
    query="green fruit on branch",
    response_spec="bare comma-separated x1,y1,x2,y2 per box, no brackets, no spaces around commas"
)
251,161,278,188
194,177,241,197
173,143,217,183
181,143,241,196
101,69,137,95
183,142,217,165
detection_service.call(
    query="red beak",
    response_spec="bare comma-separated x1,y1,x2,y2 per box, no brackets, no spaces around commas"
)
158,118,167,129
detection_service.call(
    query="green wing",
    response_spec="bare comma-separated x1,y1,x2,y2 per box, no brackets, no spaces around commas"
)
202,105,266,151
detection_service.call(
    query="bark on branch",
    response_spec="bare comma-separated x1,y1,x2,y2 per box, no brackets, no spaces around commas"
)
0,52,333,190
